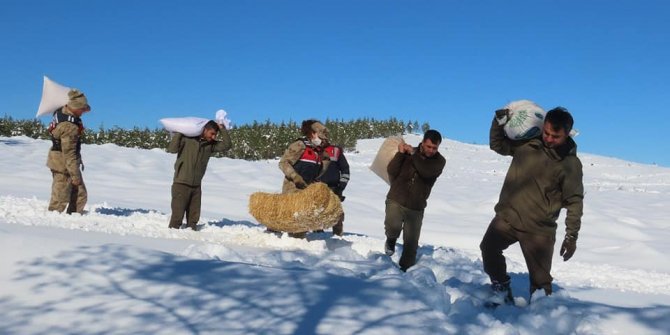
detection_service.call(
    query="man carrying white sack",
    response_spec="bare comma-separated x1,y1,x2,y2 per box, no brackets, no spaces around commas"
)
480,107,584,305
46,89,91,214
167,120,232,230
384,129,446,271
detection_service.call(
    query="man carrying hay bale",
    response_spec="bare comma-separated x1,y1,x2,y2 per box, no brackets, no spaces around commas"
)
279,120,330,192
273,119,333,238
384,130,446,271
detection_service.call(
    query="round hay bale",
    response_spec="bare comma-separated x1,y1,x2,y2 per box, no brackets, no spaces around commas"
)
503,100,546,140
249,182,343,233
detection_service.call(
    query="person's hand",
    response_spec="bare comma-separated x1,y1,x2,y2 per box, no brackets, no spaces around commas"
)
397,143,413,154
293,175,307,189
337,182,347,193
71,178,82,186
335,183,346,201
560,235,577,261
495,108,510,126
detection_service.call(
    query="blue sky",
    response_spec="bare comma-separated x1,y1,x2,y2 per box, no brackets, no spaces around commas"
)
1,0,669,166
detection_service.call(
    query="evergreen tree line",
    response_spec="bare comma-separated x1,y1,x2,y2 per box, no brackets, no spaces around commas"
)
0,116,430,160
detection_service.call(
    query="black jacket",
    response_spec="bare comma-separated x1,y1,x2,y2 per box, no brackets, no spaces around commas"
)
386,145,445,210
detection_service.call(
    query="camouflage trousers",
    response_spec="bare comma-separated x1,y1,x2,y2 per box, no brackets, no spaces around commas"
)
48,170,88,214
169,183,202,230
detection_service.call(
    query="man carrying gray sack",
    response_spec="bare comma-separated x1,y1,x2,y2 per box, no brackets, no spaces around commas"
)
46,89,90,214
167,121,232,230
480,107,584,305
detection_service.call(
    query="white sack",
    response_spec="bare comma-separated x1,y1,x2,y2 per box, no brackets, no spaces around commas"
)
161,109,233,136
36,76,71,118
369,136,404,185
160,117,210,137
215,109,232,129
503,100,546,140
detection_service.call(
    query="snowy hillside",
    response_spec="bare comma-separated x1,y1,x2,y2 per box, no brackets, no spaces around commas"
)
1,135,669,334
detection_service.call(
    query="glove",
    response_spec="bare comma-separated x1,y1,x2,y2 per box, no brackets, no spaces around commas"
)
293,175,307,189
495,108,510,126
336,182,347,193
559,235,577,261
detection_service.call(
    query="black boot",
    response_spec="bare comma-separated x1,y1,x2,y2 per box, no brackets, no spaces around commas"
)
332,217,344,236
264,228,282,237
487,279,514,306
384,238,397,256
288,232,307,239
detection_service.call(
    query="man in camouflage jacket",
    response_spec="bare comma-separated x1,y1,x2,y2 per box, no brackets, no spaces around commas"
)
46,89,90,214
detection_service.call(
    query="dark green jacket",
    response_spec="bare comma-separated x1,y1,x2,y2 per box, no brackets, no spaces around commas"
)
490,118,584,237
386,145,445,211
167,129,232,186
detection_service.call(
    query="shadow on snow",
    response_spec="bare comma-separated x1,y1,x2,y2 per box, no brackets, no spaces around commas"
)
1,243,668,334
1,244,444,334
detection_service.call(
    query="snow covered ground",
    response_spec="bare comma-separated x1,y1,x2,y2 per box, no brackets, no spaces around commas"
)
1,135,669,334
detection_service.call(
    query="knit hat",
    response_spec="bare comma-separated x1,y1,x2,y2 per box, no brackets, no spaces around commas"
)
311,121,329,141
67,89,90,111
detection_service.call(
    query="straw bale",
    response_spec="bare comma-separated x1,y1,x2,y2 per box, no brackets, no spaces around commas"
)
249,182,343,233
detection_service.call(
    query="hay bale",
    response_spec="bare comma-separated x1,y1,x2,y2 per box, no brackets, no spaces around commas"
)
249,182,343,233
369,136,403,185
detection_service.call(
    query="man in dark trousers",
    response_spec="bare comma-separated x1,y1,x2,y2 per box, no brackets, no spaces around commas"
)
384,129,446,271
480,107,584,305
317,139,350,236
167,121,232,230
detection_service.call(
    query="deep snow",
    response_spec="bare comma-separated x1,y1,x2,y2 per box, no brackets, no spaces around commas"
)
1,135,669,334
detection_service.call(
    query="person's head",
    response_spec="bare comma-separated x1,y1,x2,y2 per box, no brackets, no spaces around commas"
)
542,107,573,149
301,119,328,145
420,129,442,158
66,89,90,116
201,120,220,142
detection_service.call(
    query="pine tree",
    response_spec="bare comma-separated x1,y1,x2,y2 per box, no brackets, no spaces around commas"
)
1,116,429,160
